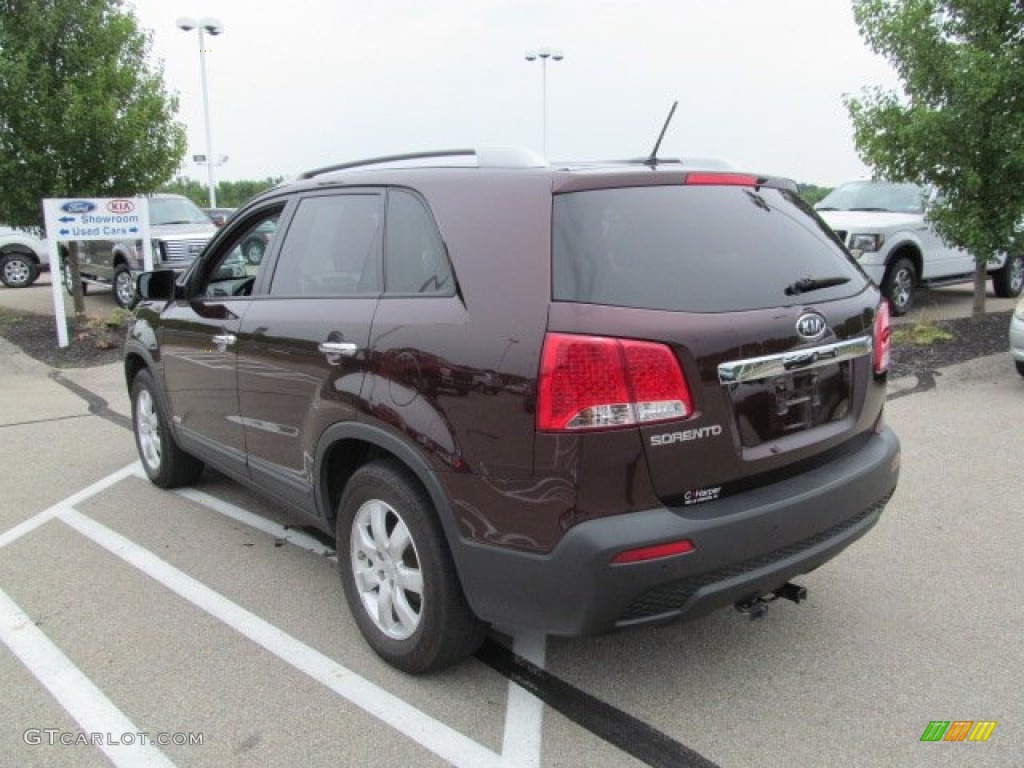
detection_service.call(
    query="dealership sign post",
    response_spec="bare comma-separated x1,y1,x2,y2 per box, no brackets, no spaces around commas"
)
41,197,151,348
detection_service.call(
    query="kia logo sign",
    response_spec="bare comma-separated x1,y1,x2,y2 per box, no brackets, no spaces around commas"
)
61,200,96,214
107,199,135,214
796,312,827,341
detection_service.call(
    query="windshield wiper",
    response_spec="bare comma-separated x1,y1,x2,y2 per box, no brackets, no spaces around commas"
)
849,207,890,212
156,219,195,225
785,276,851,296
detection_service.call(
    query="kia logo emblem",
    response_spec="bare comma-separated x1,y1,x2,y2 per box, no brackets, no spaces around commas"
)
796,312,827,341
107,199,135,214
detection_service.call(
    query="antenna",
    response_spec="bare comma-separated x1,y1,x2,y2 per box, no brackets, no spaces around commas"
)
645,101,678,167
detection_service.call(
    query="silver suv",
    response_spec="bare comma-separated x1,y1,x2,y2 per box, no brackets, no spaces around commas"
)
816,181,1024,315
64,194,217,307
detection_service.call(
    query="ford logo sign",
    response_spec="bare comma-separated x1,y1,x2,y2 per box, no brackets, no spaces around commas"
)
796,312,827,341
61,200,96,214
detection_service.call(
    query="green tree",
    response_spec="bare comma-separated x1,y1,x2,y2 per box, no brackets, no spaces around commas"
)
158,177,283,209
845,0,1024,317
0,0,186,228
798,184,833,207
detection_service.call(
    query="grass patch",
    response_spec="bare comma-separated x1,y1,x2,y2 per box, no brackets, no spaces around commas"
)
0,307,24,330
892,321,954,345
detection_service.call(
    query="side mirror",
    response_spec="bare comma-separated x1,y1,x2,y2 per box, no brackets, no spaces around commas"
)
136,270,178,302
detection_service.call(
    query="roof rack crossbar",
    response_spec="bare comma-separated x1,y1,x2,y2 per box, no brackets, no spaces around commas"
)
298,149,476,179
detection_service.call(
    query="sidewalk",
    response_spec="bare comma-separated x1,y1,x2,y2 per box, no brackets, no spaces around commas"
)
0,335,130,428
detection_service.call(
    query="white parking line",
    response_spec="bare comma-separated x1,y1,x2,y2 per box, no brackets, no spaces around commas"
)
0,463,140,551
1,464,548,766
0,587,175,768
57,506,504,768
501,632,547,767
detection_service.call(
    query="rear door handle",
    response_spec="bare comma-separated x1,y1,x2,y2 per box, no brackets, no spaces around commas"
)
318,341,359,358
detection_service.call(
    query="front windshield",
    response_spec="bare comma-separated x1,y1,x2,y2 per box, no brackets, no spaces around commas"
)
816,182,925,214
149,196,210,226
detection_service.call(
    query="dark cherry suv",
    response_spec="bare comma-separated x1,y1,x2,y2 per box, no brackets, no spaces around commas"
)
124,149,900,673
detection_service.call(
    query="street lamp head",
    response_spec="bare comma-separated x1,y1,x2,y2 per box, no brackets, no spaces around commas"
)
175,16,197,31
526,47,564,62
199,17,225,35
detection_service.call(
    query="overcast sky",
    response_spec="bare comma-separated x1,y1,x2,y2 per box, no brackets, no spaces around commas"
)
130,0,900,187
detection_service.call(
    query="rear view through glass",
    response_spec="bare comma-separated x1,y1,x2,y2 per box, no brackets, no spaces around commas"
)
552,185,866,313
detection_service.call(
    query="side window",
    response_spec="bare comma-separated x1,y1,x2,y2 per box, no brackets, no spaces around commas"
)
270,194,382,296
384,189,453,295
199,210,281,299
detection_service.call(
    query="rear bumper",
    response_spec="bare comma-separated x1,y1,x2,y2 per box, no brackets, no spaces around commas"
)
454,427,900,636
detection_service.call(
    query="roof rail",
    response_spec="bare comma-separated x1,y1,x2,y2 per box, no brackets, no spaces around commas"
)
297,147,546,179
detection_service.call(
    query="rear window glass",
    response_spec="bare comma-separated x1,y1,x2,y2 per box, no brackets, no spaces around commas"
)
552,186,866,313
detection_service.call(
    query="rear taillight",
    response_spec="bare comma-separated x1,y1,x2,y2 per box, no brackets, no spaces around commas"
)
536,333,692,431
611,539,695,565
684,172,758,186
873,300,891,375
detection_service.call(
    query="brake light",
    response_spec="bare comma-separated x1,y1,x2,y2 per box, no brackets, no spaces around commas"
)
873,300,891,375
684,172,758,186
611,539,694,564
536,333,692,431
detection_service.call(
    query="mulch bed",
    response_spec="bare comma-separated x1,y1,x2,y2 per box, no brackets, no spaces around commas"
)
0,308,127,368
0,306,1014,376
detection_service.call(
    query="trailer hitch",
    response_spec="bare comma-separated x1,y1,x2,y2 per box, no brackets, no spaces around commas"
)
735,582,808,620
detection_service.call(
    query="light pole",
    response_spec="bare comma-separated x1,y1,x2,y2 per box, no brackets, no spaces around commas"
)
177,16,224,208
524,47,563,157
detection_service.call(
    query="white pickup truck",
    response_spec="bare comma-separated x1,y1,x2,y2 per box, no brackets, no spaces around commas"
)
0,225,49,289
816,181,1024,315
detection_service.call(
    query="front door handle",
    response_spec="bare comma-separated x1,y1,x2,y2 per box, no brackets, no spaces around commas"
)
212,333,237,349
318,341,359,358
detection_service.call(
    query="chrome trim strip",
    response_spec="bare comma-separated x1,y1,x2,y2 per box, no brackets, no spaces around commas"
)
718,336,873,384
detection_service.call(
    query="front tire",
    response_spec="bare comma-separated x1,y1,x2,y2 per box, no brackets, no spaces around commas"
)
113,265,137,308
337,460,486,674
882,257,916,316
0,253,39,288
994,253,1024,298
131,370,204,488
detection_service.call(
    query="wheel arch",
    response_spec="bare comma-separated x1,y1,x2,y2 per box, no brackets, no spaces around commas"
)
124,349,150,391
315,423,464,557
0,245,40,265
886,242,922,281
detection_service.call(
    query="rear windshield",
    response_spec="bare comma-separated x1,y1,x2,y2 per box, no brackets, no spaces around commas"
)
552,186,867,313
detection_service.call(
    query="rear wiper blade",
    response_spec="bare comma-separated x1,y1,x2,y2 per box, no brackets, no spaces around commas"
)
785,276,851,296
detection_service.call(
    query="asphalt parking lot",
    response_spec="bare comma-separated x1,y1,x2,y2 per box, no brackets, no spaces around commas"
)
1,279,1021,767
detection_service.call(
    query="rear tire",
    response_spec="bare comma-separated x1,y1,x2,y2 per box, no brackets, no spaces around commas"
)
336,460,486,673
1016,361,1024,378
113,265,137,308
882,258,916,316
993,253,1024,298
131,370,204,488
62,259,88,296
